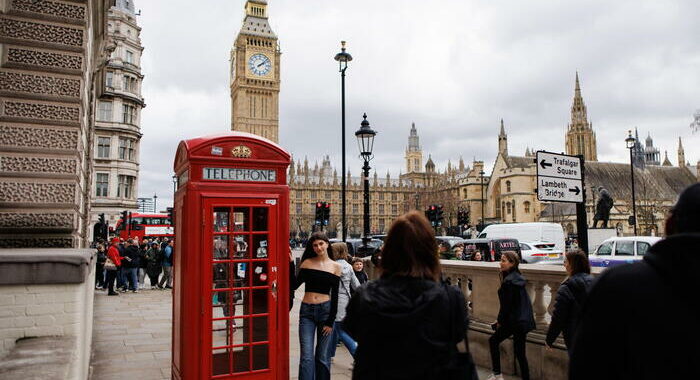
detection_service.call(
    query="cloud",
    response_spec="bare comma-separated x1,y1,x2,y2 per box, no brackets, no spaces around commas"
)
135,0,700,207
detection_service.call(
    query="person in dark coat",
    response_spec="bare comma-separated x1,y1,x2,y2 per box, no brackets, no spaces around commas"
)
122,239,141,292
487,250,535,380
569,183,700,380
144,242,162,289
351,258,368,285
545,249,593,351
344,211,471,380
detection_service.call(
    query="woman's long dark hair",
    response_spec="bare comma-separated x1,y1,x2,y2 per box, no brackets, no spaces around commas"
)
380,211,441,281
300,232,331,263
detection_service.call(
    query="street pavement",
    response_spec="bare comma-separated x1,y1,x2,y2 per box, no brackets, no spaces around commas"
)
90,276,517,379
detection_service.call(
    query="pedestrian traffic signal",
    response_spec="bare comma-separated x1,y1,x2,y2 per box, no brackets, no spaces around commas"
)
167,207,174,226
314,202,323,225
436,204,444,227
323,202,331,226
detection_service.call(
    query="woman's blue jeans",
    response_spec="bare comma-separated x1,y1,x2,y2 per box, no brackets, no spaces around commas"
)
299,301,332,380
327,321,357,358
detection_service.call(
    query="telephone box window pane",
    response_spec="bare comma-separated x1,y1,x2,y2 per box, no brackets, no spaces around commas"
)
232,346,250,373
233,208,249,231
233,289,249,318
213,208,230,232
253,235,269,259
213,262,232,290
212,348,230,375
213,236,229,260
252,289,268,315
252,207,268,231
252,316,268,342
233,235,250,259
252,345,269,370
234,262,249,287
212,289,228,318
232,317,249,345
212,319,233,348
252,262,268,287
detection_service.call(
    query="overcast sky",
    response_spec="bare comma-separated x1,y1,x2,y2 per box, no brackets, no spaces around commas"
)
135,0,700,209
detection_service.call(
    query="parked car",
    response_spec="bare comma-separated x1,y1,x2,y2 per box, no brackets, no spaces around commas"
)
519,241,563,264
329,238,383,258
589,236,662,267
462,238,521,262
478,222,566,252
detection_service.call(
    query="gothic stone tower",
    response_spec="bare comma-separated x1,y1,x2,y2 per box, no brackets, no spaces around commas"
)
230,0,281,142
565,72,598,161
405,122,423,173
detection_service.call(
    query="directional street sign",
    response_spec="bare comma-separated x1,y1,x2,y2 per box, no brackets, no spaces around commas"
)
536,151,583,203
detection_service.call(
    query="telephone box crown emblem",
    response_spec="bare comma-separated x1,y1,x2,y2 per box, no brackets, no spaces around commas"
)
231,145,252,158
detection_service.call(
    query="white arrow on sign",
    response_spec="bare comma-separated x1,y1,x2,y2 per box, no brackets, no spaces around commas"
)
537,177,583,203
536,151,582,180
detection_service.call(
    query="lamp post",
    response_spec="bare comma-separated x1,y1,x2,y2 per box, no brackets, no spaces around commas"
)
625,130,638,236
172,175,177,203
355,113,376,251
479,170,485,230
334,41,353,242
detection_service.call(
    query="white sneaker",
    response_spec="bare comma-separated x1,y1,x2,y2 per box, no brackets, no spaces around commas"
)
486,374,504,380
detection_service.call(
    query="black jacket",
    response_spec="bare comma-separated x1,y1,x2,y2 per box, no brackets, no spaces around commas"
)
570,234,700,380
497,270,536,332
344,276,467,380
122,245,140,268
545,272,593,347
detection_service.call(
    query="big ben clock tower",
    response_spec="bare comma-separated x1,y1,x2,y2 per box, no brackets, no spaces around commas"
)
230,0,281,142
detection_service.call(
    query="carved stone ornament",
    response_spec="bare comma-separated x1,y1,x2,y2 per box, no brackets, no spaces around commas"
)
231,145,252,158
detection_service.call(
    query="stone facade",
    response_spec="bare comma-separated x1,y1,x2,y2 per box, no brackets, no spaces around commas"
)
564,72,597,161
0,0,111,248
89,0,144,235
230,0,281,143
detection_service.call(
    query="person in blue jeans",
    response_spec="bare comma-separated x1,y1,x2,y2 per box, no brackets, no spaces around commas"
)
290,232,341,380
327,242,360,359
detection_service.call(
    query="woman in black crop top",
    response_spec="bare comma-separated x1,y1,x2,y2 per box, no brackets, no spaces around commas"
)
289,232,341,380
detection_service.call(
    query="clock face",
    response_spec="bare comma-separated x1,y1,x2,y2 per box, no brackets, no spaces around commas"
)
248,53,271,76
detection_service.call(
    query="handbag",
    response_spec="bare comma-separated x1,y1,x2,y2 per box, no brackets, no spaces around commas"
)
443,283,479,380
104,257,116,271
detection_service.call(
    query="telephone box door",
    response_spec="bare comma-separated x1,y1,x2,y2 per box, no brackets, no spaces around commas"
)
204,197,279,379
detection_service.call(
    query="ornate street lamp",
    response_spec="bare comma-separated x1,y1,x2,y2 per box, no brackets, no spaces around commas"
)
625,130,638,235
334,41,353,242
355,113,376,252
479,169,485,230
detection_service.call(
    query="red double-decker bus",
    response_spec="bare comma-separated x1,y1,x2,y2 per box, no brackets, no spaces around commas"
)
114,212,173,240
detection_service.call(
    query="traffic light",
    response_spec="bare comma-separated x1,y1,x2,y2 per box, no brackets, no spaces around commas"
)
167,207,174,226
120,210,128,224
457,208,470,226
426,205,437,227
314,202,323,225
323,202,331,226
436,204,444,227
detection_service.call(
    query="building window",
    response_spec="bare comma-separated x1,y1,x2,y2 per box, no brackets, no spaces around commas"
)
463,189,468,198
352,192,358,200
117,175,135,198
524,201,531,214
97,137,111,158
122,104,136,124
378,204,385,214
391,193,398,201
98,101,112,121
379,193,384,201
124,76,137,92
506,180,511,193
506,202,512,215
118,137,135,161
105,71,113,88
309,190,317,199
96,173,109,197
324,191,331,199
296,203,302,215
378,219,385,233
352,204,358,214
125,50,134,64
295,191,302,199
391,205,398,214
404,193,409,201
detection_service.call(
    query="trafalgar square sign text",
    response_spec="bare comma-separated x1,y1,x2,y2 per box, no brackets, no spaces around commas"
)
536,151,584,203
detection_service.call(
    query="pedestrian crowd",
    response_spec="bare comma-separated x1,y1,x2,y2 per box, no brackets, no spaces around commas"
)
288,182,700,380
94,236,174,296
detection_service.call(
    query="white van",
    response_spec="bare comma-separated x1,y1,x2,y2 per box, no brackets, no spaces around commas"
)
478,222,566,253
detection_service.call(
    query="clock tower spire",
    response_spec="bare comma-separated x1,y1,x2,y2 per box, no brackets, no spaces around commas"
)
230,0,281,142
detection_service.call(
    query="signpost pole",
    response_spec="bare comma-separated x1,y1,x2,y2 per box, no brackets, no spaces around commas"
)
575,155,589,255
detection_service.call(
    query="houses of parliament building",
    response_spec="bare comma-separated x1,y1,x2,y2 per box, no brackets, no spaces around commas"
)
229,1,699,238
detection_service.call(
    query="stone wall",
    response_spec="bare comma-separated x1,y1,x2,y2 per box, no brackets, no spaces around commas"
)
0,248,95,380
0,0,110,248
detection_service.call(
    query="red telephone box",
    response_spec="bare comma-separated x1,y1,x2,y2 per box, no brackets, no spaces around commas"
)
172,132,290,380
